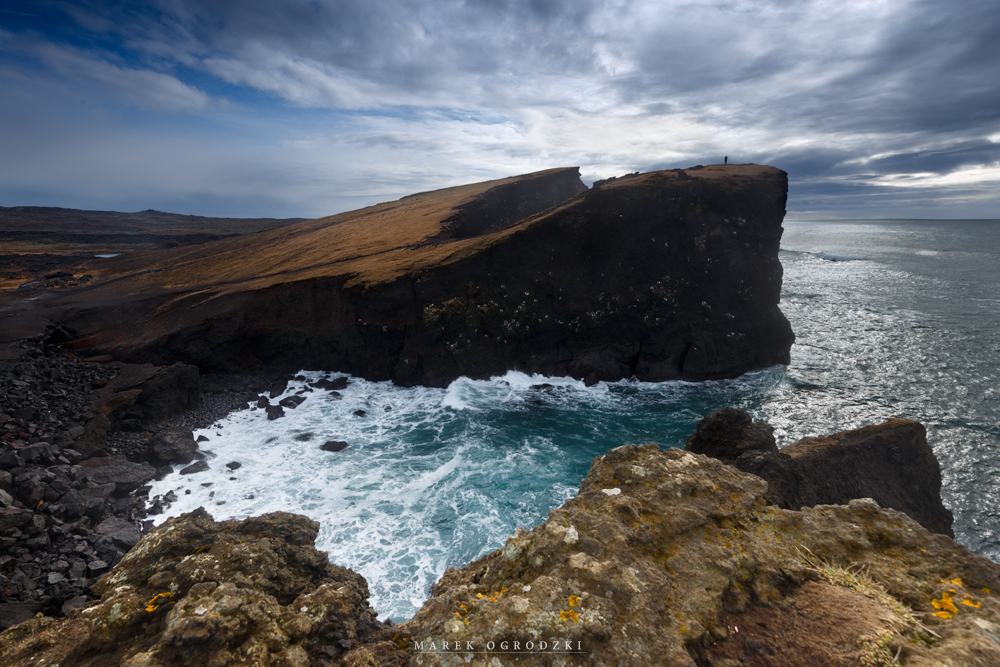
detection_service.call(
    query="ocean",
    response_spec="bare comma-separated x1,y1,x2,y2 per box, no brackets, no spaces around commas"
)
147,218,1000,622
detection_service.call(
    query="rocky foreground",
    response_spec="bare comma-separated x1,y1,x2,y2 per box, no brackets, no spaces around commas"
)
2,408,999,666
45,165,793,386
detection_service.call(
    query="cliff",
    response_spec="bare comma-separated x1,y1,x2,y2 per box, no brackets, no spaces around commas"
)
50,165,793,386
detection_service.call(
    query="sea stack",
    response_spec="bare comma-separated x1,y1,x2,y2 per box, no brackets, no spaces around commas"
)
54,165,793,386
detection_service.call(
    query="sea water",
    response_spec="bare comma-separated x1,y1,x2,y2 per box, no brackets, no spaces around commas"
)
147,218,1000,622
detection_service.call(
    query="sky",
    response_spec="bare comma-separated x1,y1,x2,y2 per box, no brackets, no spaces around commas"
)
1,0,999,219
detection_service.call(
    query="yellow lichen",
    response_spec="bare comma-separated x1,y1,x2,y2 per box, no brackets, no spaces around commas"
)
931,592,958,617
145,592,173,612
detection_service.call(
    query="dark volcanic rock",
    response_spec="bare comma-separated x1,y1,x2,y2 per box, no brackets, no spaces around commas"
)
685,408,954,536
179,461,210,475
314,376,349,391
278,394,306,409
320,440,348,452
684,406,778,460
78,456,155,494
148,427,198,464
56,165,792,387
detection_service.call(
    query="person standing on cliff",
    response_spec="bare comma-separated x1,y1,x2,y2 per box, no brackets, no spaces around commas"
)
724,156,728,164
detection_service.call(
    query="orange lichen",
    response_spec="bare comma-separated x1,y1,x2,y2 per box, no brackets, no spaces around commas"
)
475,587,507,603
145,592,173,612
931,591,958,619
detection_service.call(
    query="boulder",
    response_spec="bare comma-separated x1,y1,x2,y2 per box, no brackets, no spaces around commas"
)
685,408,954,536
0,509,407,666
78,456,155,495
149,427,198,465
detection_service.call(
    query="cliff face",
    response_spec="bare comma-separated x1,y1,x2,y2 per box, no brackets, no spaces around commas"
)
55,165,792,386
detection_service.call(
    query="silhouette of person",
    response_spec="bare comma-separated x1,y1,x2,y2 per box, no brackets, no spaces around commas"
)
724,156,728,164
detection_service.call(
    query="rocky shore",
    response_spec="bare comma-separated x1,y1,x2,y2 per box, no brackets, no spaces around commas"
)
0,334,260,629
0,332,367,630
2,413,999,666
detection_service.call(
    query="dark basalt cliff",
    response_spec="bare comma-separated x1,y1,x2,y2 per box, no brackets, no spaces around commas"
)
54,165,792,386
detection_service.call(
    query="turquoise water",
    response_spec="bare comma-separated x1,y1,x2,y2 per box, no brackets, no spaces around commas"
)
148,218,1000,621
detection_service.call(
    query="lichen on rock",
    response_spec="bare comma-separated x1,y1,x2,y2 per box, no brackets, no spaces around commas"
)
404,445,1000,666
0,509,408,666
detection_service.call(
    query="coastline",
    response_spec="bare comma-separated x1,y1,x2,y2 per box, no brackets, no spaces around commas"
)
0,332,274,627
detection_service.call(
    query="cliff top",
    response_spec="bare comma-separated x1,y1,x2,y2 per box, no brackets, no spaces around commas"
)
48,164,780,302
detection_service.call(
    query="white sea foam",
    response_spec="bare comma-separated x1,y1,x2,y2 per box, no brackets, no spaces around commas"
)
147,371,626,621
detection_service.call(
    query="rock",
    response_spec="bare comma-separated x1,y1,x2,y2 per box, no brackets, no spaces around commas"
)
225,461,242,470
268,378,289,398
353,409,367,417
685,406,778,460
179,461,210,475
279,395,306,409
0,509,407,665
0,451,23,470
0,508,34,530
685,409,954,536
0,602,42,631
86,560,108,575
107,362,200,425
294,433,312,442
265,404,285,420
70,413,110,457
149,427,198,464
78,456,155,495
405,444,1000,666
320,441,348,453
314,376,349,391
59,596,87,616
196,435,209,442
55,166,792,387
0,489,13,508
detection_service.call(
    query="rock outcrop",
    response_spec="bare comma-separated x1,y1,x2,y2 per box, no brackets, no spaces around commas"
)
53,165,793,386
0,509,409,666
405,445,999,666
4,438,999,666
685,408,954,536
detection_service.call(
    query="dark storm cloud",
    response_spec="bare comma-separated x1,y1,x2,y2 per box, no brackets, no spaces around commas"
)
1,0,998,216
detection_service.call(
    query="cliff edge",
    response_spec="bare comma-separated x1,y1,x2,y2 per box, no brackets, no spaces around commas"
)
51,165,793,386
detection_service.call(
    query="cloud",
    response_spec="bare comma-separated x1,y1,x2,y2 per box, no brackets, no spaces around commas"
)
33,42,210,112
0,0,998,217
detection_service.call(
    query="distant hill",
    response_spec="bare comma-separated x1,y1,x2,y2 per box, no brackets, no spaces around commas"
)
0,205,307,306
0,206,305,248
